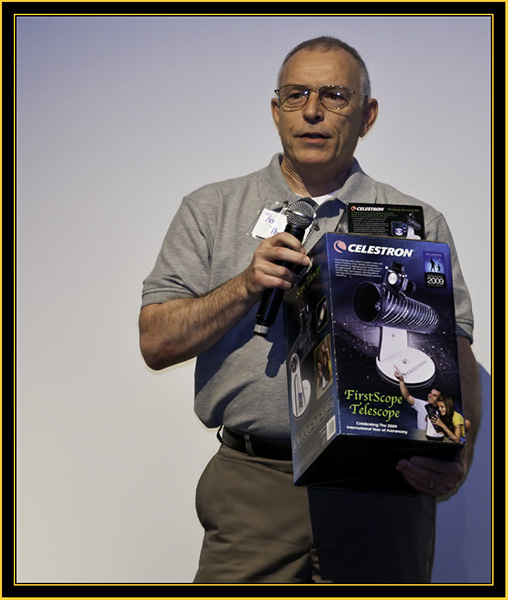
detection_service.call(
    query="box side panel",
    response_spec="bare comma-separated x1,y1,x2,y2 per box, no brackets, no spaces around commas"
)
283,236,339,482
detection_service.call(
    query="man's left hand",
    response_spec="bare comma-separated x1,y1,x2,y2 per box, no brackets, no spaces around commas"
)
396,450,467,497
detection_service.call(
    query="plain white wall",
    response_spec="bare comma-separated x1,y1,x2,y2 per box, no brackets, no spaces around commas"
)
16,15,491,584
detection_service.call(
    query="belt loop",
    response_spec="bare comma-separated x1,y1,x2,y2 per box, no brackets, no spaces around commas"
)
216,426,224,444
244,433,256,456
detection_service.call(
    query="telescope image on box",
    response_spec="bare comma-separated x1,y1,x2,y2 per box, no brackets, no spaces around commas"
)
289,353,311,417
353,261,439,387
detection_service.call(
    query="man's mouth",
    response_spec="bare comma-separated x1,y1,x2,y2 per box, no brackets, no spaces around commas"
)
299,132,330,139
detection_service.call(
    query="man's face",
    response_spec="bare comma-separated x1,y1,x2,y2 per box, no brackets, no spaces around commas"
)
271,48,378,186
427,389,441,405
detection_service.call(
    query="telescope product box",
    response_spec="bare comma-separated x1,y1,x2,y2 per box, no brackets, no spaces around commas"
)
283,233,464,492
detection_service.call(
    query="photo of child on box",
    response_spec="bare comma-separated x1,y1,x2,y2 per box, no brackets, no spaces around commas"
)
283,232,464,492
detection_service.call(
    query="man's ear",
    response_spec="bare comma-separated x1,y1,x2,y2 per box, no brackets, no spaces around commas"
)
359,98,379,138
271,97,281,134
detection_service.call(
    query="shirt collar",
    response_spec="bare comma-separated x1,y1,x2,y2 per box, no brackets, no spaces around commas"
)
261,154,376,211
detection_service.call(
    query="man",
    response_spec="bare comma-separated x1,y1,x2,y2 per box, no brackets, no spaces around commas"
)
139,37,480,583
394,366,445,440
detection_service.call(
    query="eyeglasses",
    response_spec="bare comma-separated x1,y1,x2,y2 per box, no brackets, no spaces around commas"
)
275,84,368,111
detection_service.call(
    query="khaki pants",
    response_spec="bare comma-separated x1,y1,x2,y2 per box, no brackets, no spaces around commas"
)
194,444,436,584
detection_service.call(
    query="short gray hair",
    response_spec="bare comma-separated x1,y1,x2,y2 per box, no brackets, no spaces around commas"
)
277,36,371,98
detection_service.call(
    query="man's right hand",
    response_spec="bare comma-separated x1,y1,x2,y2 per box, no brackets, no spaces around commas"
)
240,231,311,299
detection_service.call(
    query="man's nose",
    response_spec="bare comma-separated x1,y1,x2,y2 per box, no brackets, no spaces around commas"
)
302,91,324,121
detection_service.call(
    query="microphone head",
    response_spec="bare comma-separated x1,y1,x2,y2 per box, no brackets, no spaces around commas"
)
285,199,315,229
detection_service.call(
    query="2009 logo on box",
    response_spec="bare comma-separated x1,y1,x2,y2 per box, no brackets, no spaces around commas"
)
425,273,446,288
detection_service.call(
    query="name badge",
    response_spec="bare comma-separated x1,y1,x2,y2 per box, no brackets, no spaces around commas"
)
250,208,288,240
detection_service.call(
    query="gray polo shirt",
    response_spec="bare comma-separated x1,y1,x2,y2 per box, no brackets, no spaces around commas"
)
141,154,474,438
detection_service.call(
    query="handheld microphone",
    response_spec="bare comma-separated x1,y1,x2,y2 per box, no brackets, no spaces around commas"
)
253,200,315,337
